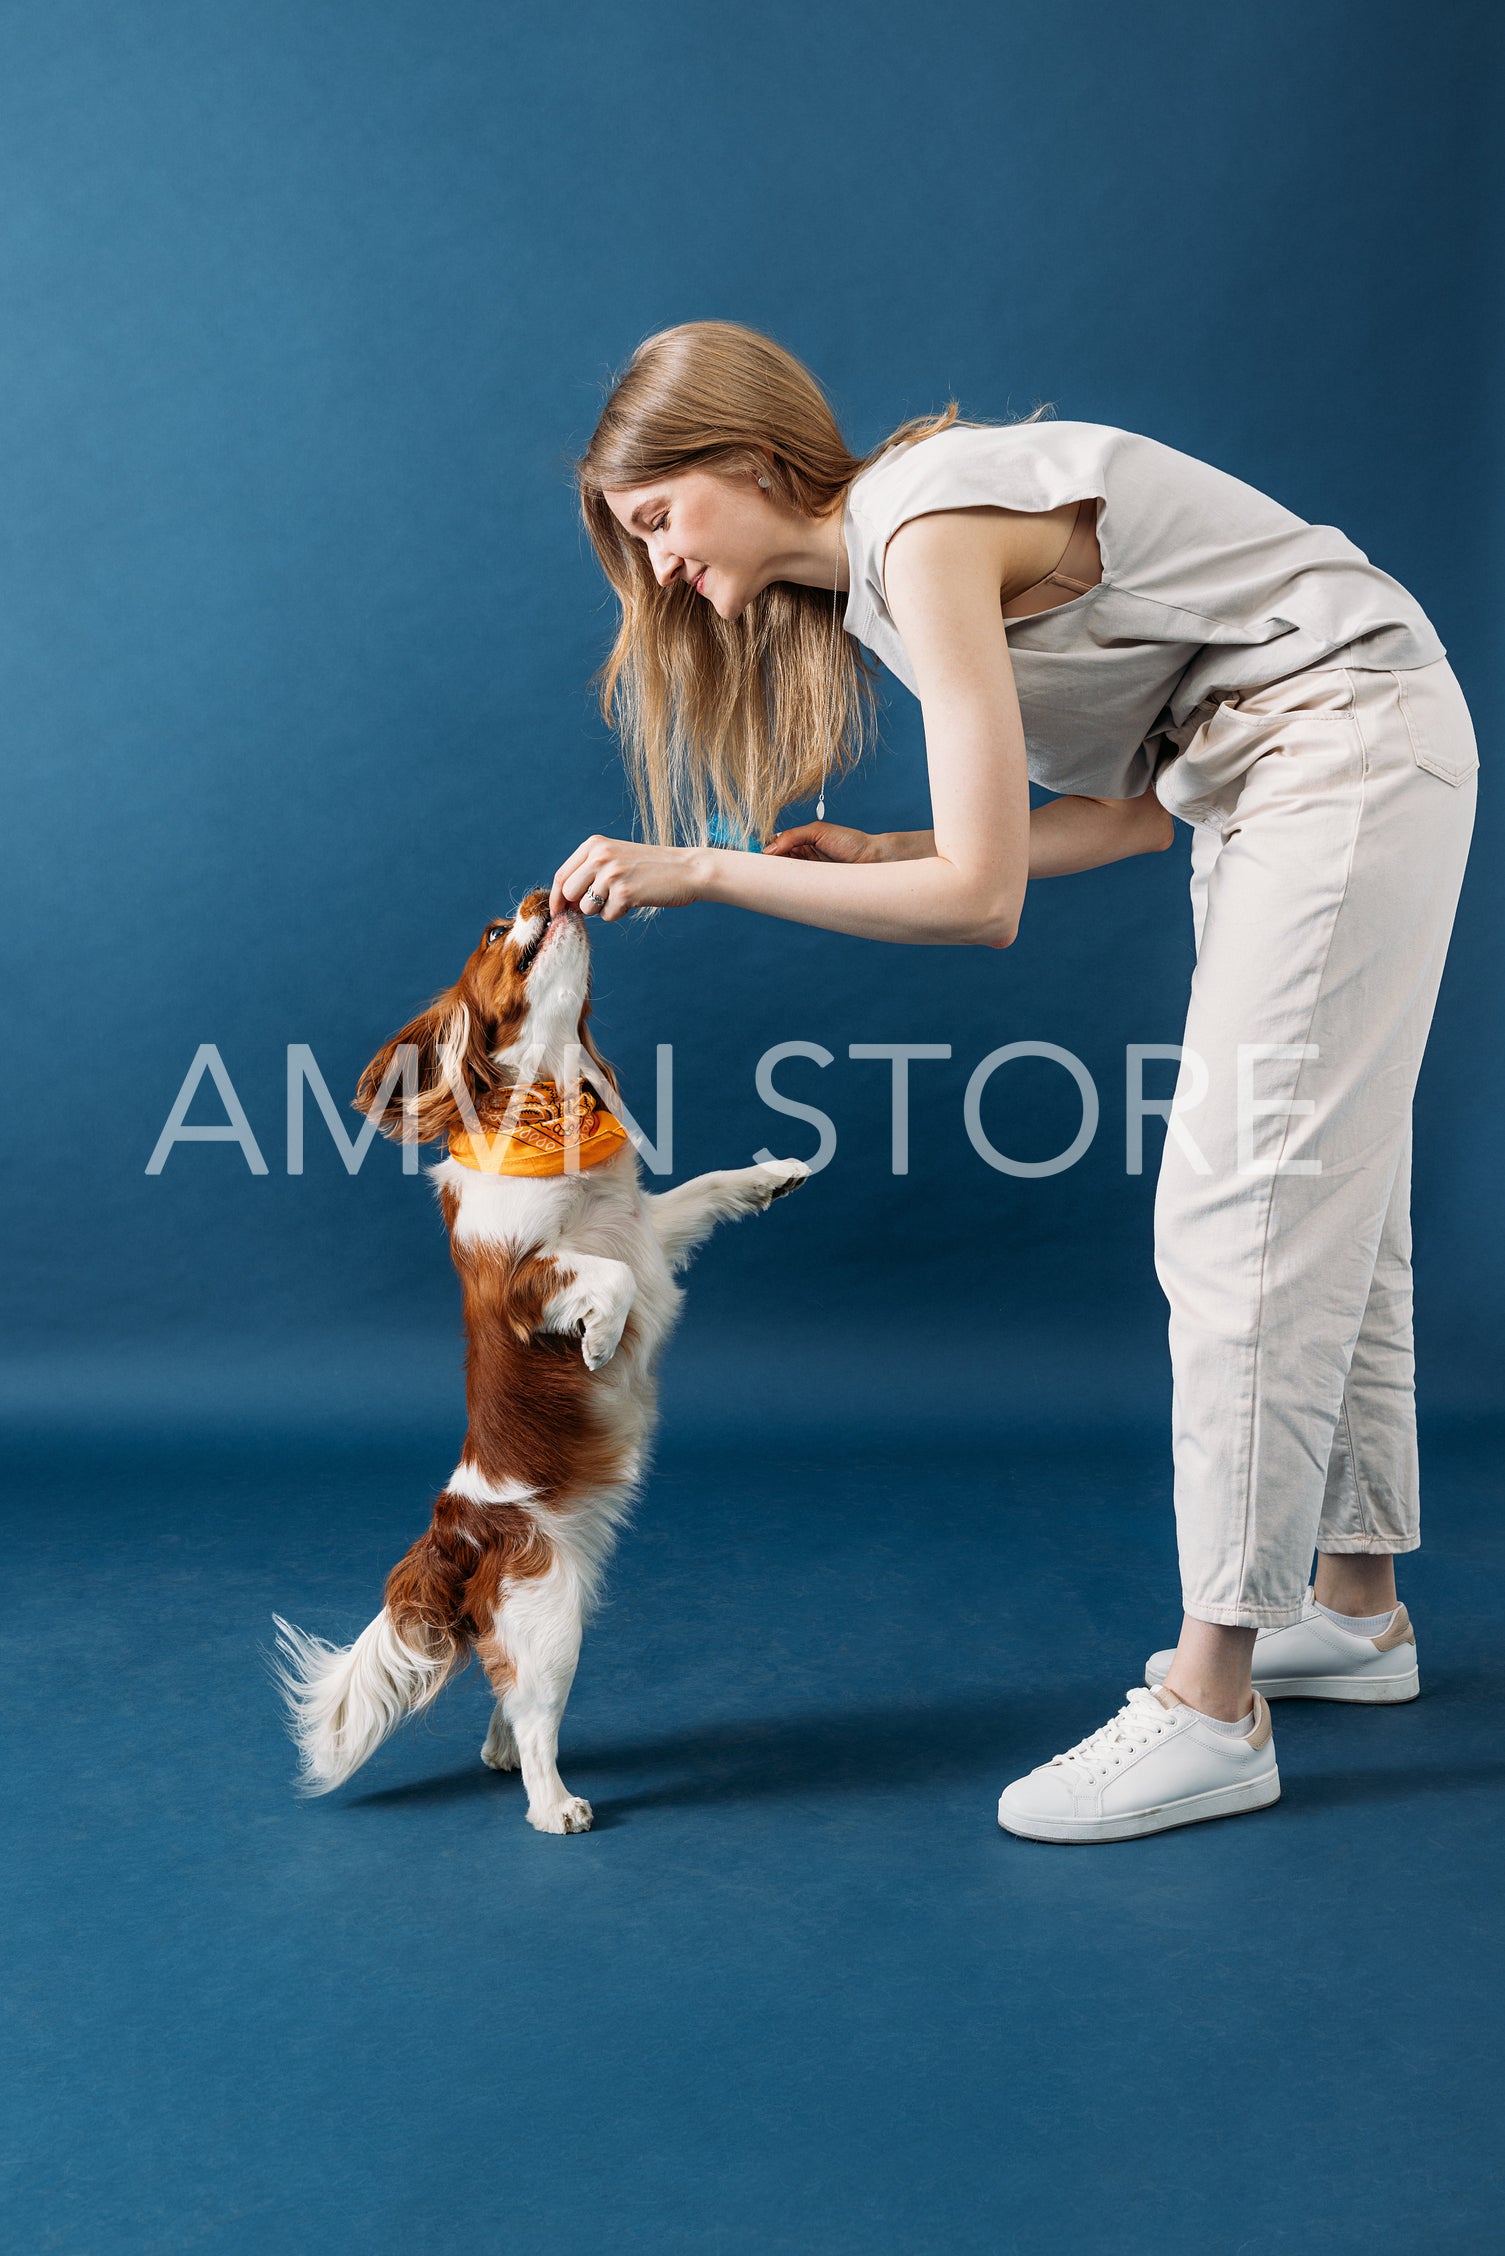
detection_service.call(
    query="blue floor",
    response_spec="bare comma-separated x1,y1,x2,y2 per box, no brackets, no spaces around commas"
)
5,1415,1503,2253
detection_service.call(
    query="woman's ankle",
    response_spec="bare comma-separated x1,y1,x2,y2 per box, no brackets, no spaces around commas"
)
1163,1618,1259,1722
1313,1554,1399,1619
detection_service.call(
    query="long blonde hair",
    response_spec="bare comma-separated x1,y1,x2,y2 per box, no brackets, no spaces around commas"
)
577,320,1018,848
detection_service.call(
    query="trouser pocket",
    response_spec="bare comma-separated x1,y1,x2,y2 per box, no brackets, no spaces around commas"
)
1393,661,1480,786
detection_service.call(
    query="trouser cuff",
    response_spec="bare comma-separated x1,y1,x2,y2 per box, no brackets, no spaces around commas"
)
1181,1599,1306,1631
1315,1536,1421,1556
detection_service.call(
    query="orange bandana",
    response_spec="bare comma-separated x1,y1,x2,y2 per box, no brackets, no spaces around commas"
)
447,1079,631,1178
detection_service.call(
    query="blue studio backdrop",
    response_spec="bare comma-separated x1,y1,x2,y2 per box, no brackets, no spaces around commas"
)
4,0,1499,1436
4,11,1505,2255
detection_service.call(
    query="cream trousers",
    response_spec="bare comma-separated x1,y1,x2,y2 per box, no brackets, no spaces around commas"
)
1151,658,1479,1628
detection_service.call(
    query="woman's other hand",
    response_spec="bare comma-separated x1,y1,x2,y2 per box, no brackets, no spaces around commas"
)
764,823,936,863
763,820,875,862
550,836,706,920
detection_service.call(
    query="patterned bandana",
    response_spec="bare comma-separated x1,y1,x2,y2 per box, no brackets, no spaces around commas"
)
446,1078,631,1178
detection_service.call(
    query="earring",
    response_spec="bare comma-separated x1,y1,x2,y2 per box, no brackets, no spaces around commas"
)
757,475,771,489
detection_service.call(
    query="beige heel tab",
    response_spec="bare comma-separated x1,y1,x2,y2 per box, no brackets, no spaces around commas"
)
1245,1695,1273,1750
1372,1603,1415,1652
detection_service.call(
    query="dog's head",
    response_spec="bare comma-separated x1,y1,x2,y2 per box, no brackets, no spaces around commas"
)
355,888,617,1145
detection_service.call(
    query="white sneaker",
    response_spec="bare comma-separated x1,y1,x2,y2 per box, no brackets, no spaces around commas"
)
1144,1591,1419,1704
997,1685,1279,1844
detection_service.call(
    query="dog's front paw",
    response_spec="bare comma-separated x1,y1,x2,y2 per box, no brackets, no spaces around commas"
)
549,1255,635,1371
527,1795,593,1835
753,1158,811,1206
581,1315,626,1371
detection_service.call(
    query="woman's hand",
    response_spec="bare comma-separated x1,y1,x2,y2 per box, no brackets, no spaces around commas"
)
764,823,937,863
764,819,881,863
550,836,706,920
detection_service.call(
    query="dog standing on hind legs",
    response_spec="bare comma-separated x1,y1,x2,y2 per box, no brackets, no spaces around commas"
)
272,889,808,1833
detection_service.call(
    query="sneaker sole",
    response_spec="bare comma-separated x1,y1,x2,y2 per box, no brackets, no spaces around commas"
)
997,1768,1281,1844
1143,1659,1420,1704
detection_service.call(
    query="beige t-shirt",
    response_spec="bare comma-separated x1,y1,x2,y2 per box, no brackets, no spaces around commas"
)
840,420,1445,799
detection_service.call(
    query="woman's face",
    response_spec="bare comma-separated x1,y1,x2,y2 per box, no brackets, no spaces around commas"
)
601,466,779,621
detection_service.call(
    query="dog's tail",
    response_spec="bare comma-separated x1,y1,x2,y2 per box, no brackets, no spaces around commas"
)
271,1607,455,1795
272,1491,548,1794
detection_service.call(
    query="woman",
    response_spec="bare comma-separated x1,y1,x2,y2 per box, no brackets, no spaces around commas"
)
553,320,1478,1844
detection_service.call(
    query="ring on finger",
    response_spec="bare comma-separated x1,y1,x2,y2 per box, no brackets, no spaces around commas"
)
582,886,606,912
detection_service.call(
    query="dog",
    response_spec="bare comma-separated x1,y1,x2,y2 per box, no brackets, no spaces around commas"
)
272,889,808,1833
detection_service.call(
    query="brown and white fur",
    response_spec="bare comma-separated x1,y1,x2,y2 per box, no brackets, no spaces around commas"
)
272,888,808,1833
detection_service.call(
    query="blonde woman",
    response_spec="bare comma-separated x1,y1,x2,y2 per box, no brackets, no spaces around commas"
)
553,320,1478,1844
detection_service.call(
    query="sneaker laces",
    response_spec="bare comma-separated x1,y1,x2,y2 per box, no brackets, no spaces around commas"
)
1049,1686,1180,1784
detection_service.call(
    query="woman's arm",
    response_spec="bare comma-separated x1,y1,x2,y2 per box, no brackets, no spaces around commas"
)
554,511,1029,945
551,823,1015,946
1027,789,1176,873
551,507,1155,943
768,789,1176,878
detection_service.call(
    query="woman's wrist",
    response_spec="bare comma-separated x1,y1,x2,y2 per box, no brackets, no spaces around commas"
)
878,829,938,862
686,844,724,902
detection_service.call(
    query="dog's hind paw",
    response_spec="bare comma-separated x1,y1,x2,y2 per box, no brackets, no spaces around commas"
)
527,1795,593,1835
481,1717,520,1772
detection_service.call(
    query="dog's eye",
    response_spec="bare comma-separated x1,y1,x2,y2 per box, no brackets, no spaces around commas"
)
485,923,507,947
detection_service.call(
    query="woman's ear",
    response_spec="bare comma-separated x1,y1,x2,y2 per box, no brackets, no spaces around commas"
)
740,447,776,494
353,994,498,1145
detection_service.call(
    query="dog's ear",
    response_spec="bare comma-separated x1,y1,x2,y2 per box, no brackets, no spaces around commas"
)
576,1015,621,1109
354,994,501,1146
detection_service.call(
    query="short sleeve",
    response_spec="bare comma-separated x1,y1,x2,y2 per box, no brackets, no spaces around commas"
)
850,424,1108,593
840,422,1114,683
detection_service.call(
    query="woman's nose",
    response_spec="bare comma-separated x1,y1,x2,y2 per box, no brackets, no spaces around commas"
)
649,538,683,589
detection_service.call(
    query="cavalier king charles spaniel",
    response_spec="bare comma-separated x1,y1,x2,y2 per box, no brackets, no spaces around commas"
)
273,889,807,1833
